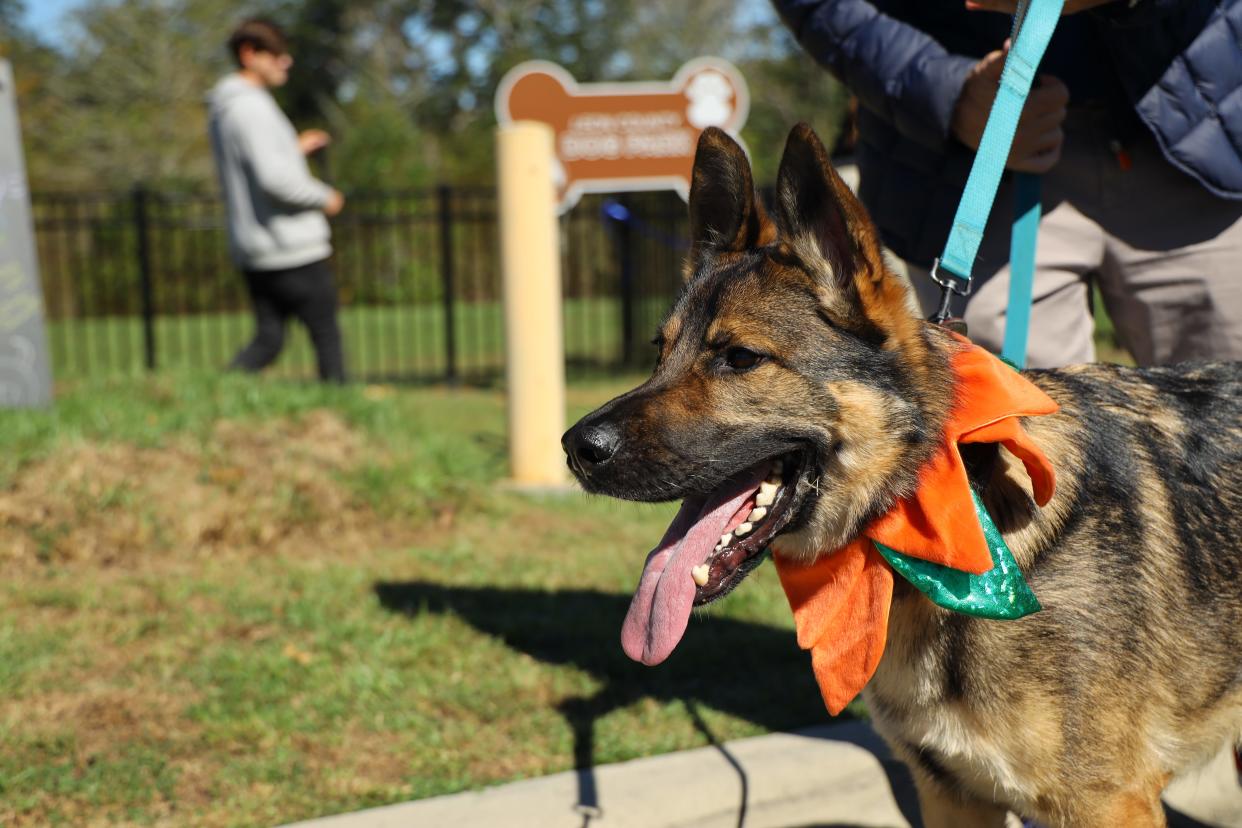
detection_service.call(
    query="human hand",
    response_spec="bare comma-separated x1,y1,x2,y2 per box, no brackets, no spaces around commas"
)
324,189,345,217
951,47,1069,173
965,0,1117,14
298,129,332,156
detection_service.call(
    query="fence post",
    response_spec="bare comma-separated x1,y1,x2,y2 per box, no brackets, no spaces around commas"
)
437,184,458,385
132,184,156,372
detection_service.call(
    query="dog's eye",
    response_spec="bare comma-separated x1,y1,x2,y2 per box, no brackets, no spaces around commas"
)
725,347,762,371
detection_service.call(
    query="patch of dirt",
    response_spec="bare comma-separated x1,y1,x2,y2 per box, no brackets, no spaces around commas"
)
0,410,427,568
1,685,198,761
300,727,418,795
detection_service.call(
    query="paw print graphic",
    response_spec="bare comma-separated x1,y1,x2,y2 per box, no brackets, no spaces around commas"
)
685,70,734,129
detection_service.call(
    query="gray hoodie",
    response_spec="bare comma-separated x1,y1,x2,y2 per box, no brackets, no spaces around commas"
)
207,74,333,271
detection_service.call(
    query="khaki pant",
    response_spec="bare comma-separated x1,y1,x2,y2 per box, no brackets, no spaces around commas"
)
909,107,1242,368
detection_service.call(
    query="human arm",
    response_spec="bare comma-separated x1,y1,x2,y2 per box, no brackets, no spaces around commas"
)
301,129,344,215
771,0,977,150
950,45,1069,173
229,95,336,210
774,0,1070,170
298,131,344,214
298,129,332,156
323,189,345,217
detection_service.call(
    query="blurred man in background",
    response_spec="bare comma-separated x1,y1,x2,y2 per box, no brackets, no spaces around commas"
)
207,18,347,382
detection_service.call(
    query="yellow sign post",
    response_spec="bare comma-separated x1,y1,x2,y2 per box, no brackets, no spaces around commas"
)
493,59,749,486
496,121,566,487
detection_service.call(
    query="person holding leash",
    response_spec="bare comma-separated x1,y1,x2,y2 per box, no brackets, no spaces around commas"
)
207,18,347,382
771,0,1242,368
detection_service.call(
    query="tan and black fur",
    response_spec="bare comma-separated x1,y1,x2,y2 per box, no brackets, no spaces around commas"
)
562,124,1242,827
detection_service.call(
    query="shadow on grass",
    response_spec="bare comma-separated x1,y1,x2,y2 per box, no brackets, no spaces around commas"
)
374,581,923,827
372,583,1228,827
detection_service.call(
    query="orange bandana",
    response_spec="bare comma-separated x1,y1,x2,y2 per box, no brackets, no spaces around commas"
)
772,340,1059,714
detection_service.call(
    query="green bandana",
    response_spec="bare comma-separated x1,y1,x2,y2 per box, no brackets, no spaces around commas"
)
873,490,1041,620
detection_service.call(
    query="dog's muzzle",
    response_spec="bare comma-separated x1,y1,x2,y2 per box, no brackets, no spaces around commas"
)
562,419,621,481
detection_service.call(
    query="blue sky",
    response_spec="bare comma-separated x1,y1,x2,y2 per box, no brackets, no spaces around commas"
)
20,0,89,44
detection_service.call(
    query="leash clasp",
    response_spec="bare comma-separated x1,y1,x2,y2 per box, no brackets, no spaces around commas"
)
927,258,970,335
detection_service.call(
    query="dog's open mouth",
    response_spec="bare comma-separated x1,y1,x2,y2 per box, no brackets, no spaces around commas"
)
621,449,813,666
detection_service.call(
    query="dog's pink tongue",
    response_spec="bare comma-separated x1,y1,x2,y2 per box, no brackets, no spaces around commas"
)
621,468,766,666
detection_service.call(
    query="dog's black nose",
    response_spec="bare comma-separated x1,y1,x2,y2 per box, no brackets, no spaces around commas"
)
562,421,621,472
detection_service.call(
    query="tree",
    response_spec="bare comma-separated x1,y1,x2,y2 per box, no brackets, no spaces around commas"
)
332,0,847,184
9,0,848,191
267,0,354,125
10,0,256,189
733,19,851,185
0,0,25,38
1,2,73,188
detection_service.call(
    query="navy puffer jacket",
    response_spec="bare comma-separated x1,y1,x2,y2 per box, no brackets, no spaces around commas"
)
772,0,1242,267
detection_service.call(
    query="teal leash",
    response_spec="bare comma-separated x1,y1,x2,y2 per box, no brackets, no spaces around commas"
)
1003,172,1042,367
888,0,1066,620
930,0,1064,369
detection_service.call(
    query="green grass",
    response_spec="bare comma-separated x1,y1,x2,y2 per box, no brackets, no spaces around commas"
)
0,372,829,828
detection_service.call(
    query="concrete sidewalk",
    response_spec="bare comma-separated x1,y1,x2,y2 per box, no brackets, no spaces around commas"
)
282,720,1242,828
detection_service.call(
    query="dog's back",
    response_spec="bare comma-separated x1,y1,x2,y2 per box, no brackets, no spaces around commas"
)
869,360,1242,826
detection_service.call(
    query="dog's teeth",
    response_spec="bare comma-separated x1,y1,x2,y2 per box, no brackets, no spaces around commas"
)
735,521,753,537
756,482,778,506
691,564,710,587
748,506,767,522
719,531,733,547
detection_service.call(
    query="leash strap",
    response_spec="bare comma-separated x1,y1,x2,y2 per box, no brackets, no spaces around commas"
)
1002,172,1041,367
932,0,1064,364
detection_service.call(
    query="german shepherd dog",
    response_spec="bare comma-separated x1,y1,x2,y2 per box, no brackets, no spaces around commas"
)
562,124,1242,827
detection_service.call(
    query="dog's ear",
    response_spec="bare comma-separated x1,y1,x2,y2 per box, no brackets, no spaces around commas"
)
775,122,885,284
775,123,916,339
686,127,774,278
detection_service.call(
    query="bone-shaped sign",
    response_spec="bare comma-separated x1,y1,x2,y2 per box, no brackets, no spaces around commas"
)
496,58,749,213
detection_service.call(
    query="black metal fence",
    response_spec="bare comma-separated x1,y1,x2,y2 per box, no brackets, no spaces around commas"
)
31,186,692,383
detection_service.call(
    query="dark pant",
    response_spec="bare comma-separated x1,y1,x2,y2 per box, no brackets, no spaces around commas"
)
230,258,346,382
